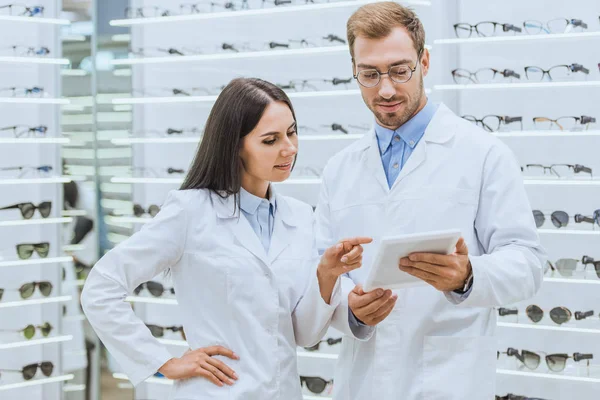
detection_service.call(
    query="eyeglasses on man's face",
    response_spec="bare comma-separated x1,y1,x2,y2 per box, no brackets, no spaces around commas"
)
354,49,423,88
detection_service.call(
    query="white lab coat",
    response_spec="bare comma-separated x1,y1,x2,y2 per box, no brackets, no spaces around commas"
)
315,103,546,400
81,188,340,400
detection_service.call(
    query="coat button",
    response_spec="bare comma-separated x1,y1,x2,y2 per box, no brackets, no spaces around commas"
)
393,163,399,169
394,135,400,142
409,140,415,146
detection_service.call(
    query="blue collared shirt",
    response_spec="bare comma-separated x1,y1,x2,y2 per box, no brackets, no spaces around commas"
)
239,187,276,252
375,100,438,188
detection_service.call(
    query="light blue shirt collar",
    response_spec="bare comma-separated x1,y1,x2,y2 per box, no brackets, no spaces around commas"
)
239,186,276,215
375,99,438,153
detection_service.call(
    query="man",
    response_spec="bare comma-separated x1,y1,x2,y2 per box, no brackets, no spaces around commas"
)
315,3,547,399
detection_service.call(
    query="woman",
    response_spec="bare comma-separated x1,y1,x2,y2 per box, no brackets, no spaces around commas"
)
81,78,371,399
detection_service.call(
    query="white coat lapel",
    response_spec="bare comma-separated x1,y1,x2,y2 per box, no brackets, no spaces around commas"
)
362,129,390,193
268,193,299,263
211,191,270,266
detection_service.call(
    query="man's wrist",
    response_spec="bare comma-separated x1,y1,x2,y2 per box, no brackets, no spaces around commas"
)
453,260,473,294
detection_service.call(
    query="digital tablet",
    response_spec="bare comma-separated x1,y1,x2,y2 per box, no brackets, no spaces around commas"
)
363,229,462,292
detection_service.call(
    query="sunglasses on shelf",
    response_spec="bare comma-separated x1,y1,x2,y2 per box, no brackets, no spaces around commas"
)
15,242,50,259
146,324,186,340
496,394,548,400
498,306,594,325
547,256,600,278
134,281,175,297
300,376,333,394
498,347,593,372
304,337,342,351
0,362,53,381
0,86,46,98
0,281,53,301
0,125,48,138
0,322,53,339
0,202,51,219
133,204,160,218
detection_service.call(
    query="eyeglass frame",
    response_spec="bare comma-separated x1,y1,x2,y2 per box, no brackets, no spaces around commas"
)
353,48,423,88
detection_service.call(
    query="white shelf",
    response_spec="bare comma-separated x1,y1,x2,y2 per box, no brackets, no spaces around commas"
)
61,209,87,217
0,296,72,309
125,296,178,305
435,81,600,91
0,256,73,268
111,177,183,184
0,176,80,185
537,229,600,236
62,244,85,252
0,137,70,144
63,383,86,392
0,217,73,227
0,335,73,350
0,98,69,104
106,216,152,224
523,179,600,186
494,130,600,138
496,369,600,383
113,373,173,385
0,16,70,25
157,338,188,347
497,322,600,334
0,374,74,391
544,277,600,285
110,0,431,26
111,137,201,144
297,351,339,360
0,56,69,65
435,31,600,45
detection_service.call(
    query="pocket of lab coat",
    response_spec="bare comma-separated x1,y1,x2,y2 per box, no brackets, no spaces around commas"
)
421,336,496,400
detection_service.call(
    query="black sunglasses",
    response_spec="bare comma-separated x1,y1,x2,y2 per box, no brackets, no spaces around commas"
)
0,201,51,219
300,376,333,394
146,324,186,340
0,362,53,381
496,394,548,400
134,281,175,297
304,337,342,351
15,242,50,259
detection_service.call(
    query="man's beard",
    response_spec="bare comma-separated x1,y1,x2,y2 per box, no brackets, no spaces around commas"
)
369,79,424,129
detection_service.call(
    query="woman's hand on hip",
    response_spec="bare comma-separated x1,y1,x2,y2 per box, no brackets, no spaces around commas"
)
158,345,239,386
318,237,373,280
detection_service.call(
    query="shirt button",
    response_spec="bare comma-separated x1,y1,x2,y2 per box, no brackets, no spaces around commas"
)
394,135,400,142
393,163,399,169
409,140,415,146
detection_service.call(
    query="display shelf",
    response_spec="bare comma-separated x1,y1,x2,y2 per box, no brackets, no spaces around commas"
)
434,81,600,91
63,384,86,392
0,256,73,268
110,177,183,184
522,179,600,186
543,277,600,285
497,322,600,334
62,244,85,252
0,15,70,25
110,0,431,26
496,369,600,383
434,31,600,45
537,229,600,236
0,98,70,105
0,296,72,309
0,335,73,350
0,217,72,227
125,296,178,305
297,351,339,360
0,374,74,391
0,56,69,65
494,130,600,138
0,138,70,144
61,210,87,217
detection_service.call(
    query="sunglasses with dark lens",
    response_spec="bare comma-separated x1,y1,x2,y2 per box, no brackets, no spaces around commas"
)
134,281,175,297
304,337,342,351
0,282,53,301
16,242,50,259
299,376,333,394
547,256,600,279
0,201,51,219
525,305,594,325
0,322,53,339
0,361,54,381
133,204,160,217
496,394,548,400
146,324,186,340
498,347,593,372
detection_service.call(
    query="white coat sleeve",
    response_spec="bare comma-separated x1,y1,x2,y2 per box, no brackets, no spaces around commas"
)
315,176,375,341
292,208,341,347
81,190,189,387
447,143,547,308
